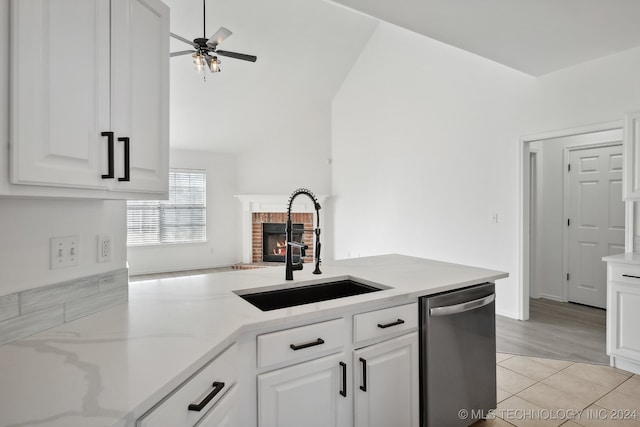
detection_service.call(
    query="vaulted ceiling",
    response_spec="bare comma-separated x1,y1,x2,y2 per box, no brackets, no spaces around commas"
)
165,0,377,152
329,0,640,76
167,0,640,153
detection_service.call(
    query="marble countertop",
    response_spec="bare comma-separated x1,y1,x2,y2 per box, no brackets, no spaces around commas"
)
602,252,640,265
0,254,507,427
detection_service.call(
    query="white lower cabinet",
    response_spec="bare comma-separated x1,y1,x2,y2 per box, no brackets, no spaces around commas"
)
606,262,640,374
138,303,421,427
353,332,419,427
137,344,238,427
195,385,240,427
257,303,420,427
258,352,350,427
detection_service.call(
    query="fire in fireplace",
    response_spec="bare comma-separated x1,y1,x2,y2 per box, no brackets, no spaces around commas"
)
262,222,304,263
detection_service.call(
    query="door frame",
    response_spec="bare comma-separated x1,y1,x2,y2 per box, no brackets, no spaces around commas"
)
529,149,540,299
518,120,629,320
562,141,624,304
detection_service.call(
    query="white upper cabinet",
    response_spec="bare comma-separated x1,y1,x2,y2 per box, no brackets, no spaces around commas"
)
9,0,169,198
623,111,640,200
111,0,169,194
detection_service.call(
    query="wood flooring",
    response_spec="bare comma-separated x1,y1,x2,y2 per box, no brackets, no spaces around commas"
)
496,298,608,365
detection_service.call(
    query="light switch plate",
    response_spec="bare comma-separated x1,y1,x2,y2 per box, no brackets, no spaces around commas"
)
50,236,80,269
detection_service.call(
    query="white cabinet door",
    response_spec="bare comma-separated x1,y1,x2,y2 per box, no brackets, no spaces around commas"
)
10,0,111,190
9,0,169,198
623,111,640,200
353,332,419,427
608,281,640,362
111,0,169,195
196,385,240,427
258,352,350,427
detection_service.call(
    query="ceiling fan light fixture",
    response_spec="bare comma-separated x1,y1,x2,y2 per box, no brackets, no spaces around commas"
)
210,56,221,73
192,52,205,72
170,0,256,79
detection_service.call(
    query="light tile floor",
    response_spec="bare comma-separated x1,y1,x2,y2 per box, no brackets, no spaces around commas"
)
472,353,640,427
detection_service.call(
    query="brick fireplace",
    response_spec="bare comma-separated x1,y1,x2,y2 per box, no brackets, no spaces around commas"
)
252,212,314,263
235,194,329,265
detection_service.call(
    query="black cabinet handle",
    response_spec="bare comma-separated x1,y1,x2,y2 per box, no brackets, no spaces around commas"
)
377,318,405,329
622,274,640,279
359,357,367,392
187,381,225,411
117,137,130,182
101,132,114,179
290,338,324,351
339,361,347,397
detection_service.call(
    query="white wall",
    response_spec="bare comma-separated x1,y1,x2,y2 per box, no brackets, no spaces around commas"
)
235,103,333,196
529,130,623,302
331,21,640,319
127,149,240,275
0,199,127,296
332,22,533,318
0,0,127,297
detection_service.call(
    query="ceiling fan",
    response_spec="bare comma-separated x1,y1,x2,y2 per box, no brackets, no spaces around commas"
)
170,0,257,74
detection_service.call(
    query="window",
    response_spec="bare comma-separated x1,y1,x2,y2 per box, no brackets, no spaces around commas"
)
127,169,206,245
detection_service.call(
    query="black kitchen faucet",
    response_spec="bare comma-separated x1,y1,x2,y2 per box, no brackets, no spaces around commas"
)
285,188,322,280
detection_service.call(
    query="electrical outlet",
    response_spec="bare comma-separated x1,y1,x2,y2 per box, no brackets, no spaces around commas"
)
98,234,112,263
50,236,80,269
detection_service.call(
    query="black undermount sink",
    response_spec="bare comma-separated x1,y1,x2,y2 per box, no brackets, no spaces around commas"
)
236,280,384,311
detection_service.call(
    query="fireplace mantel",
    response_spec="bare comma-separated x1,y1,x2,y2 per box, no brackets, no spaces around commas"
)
235,194,329,264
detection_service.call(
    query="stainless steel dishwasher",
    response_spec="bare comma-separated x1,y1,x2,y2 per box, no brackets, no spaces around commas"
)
419,282,496,427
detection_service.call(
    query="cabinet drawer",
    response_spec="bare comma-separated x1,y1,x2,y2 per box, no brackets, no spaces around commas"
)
257,318,345,369
353,303,418,344
137,344,238,427
195,384,239,427
609,263,640,286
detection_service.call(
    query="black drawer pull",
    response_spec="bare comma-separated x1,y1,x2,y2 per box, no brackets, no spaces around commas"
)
359,357,367,392
339,361,347,397
117,137,130,182
622,274,640,279
290,338,325,351
188,381,225,412
101,131,114,179
377,318,405,329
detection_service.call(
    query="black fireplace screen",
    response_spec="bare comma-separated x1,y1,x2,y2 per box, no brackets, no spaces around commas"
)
262,222,304,263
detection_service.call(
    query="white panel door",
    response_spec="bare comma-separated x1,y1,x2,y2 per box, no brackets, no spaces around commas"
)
111,0,169,194
258,352,350,427
568,145,625,308
353,332,419,427
10,0,111,189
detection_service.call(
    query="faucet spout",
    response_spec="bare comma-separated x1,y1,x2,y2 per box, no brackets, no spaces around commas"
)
285,188,322,280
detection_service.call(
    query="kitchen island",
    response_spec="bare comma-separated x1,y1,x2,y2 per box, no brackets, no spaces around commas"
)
0,255,507,426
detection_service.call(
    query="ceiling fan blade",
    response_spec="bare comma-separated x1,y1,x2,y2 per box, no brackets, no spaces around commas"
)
215,50,257,62
170,50,196,57
170,32,195,47
206,27,232,48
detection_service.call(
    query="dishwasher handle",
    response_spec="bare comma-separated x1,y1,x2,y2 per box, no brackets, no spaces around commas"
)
429,293,495,317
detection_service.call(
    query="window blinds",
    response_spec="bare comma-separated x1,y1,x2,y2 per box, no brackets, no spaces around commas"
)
127,169,206,245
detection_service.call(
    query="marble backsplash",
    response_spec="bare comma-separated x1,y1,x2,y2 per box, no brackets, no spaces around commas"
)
0,268,128,345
